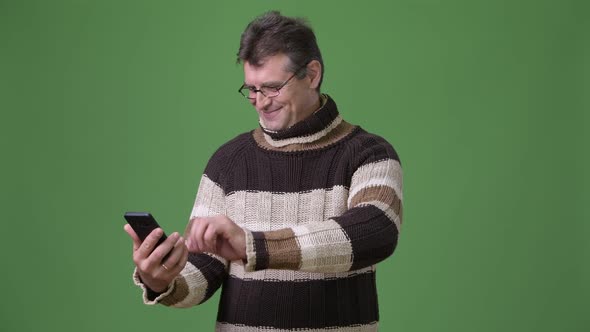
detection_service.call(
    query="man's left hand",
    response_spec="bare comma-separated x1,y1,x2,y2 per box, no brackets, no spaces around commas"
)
185,215,246,261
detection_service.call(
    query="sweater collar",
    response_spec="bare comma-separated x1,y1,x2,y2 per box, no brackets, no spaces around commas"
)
260,94,342,147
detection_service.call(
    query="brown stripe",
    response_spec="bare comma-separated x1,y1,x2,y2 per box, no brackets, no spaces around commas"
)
263,228,302,269
349,185,401,216
160,275,189,306
253,121,357,152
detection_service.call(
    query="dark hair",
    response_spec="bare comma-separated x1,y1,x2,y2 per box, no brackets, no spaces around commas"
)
237,11,324,90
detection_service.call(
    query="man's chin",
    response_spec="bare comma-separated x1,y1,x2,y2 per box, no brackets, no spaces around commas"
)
259,117,285,132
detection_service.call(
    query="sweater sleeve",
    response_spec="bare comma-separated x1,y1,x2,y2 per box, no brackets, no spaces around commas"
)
243,139,403,273
133,174,229,307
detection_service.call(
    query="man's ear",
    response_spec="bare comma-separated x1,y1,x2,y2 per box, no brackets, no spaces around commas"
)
306,60,322,90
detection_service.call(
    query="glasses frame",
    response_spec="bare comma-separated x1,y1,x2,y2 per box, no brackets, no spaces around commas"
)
238,63,308,100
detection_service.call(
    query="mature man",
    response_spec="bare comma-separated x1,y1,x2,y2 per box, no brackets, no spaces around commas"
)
124,11,403,331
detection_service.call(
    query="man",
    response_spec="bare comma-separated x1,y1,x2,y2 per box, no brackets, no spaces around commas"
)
124,11,403,331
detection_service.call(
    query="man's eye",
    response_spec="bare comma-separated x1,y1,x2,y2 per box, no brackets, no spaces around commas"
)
262,86,280,91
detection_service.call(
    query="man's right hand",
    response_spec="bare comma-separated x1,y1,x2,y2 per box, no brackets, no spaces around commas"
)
124,224,189,293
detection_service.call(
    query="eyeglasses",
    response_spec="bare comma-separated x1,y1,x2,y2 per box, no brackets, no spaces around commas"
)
238,63,308,100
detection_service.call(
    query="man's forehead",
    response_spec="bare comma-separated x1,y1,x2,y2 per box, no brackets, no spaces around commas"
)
244,55,291,81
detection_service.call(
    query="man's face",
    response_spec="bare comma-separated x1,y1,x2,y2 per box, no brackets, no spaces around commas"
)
243,54,319,131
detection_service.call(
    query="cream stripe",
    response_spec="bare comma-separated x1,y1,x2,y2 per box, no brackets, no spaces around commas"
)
226,187,349,231
292,220,353,273
263,116,343,147
349,159,403,205
216,322,379,332
257,191,273,230
357,200,402,232
191,175,226,217
229,260,374,281
170,263,208,308
230,190,247,225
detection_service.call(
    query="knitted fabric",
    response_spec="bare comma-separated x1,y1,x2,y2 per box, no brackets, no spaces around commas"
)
133,95,403,331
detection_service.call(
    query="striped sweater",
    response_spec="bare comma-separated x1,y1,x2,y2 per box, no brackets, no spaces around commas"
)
134,95,403,331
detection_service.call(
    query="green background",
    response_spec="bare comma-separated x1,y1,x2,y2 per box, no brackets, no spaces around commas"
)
1,0,588,331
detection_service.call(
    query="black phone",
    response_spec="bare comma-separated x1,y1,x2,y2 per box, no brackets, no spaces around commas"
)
124,212,168,248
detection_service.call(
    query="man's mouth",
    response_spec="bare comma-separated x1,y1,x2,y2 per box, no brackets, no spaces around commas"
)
260,107,283,121
262,107,281,114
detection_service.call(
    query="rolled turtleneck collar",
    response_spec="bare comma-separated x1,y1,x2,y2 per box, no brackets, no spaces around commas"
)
259,94,344,148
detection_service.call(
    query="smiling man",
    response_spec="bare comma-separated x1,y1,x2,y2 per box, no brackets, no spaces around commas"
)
125,11,403,331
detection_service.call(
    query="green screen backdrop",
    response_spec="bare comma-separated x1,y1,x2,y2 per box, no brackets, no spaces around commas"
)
1,1,588,331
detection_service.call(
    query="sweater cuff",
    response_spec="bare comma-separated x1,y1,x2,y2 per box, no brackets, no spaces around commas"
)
132,267,175,305
243,228,257,272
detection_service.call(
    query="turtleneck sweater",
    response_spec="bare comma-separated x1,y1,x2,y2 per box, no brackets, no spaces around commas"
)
133,95,403,331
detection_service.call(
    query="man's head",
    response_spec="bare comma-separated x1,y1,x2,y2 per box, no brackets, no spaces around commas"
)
237,11,324,131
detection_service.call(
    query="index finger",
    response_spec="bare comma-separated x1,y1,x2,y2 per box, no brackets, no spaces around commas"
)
123,224,141,251
135,228,164,259
184,217,199,237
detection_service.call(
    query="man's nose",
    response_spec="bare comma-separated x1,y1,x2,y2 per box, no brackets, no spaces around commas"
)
255,92,271,108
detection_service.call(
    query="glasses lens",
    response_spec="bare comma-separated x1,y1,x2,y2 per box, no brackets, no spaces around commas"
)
238,86,281,99
261,87,280,98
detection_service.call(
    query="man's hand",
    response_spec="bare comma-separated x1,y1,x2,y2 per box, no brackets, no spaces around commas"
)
185,215,246,261
124,224,188,293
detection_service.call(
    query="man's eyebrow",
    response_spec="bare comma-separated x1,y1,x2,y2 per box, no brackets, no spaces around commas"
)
261,81,283,87
243,81,283,88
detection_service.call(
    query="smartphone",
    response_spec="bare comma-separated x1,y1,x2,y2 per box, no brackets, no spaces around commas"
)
124,212,168,248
